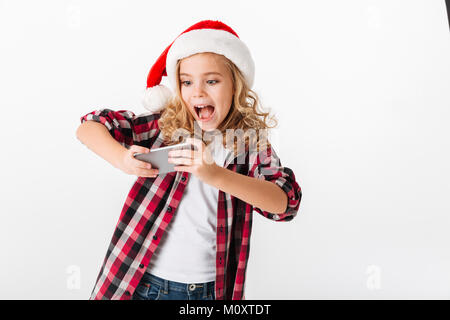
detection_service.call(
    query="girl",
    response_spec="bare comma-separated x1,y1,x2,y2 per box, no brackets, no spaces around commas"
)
76,20,302,300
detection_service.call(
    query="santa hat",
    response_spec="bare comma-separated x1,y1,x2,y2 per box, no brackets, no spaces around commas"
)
142,20,255,112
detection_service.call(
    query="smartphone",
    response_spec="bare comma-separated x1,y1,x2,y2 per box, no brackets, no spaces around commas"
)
133,142,196,174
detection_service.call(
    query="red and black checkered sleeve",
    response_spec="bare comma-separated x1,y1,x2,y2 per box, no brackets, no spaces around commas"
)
79,109,140,149
249,145,302,222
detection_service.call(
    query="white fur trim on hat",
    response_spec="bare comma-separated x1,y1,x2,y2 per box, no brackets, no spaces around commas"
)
165,29,255,90
142,84,173,112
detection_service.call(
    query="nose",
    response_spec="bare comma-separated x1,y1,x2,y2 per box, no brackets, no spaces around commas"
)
192,82,206,97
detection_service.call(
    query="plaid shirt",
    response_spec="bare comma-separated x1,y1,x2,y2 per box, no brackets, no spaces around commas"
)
79,108,302,300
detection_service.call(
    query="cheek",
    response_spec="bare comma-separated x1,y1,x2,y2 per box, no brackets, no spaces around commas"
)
180,87,189,100
180,89,194,108
220,89,233,111
215,86,233,105
179,89,192,112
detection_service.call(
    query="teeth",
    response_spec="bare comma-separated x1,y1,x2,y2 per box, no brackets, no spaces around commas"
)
195,105,211,108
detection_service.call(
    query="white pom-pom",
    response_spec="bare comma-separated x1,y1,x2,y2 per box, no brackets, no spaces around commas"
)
141,85,173,112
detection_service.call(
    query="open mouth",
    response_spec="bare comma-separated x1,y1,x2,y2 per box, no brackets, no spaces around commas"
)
194,105,215,122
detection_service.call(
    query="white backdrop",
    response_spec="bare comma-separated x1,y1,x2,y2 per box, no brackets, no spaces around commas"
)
0,0,449,299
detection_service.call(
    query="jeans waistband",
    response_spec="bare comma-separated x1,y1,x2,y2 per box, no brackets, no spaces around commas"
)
144,272,215,297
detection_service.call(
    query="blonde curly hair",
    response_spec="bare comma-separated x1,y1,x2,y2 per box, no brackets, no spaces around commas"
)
157,53,277,157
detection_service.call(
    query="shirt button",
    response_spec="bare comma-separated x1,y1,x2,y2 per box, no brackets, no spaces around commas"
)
139,263,144,268
153,235,157,240
181,176,186,182
124,291,130,296
167,206,172,213
273,214,280,220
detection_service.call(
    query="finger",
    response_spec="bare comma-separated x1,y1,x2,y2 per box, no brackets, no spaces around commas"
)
130,145,150,156
174,165,191,173
135,160,153,169
168,149,195,158
129,149,153,168
130,156,153,169
185,137,204,152
136,168,159,177
169,157,192,166
169,152,202,166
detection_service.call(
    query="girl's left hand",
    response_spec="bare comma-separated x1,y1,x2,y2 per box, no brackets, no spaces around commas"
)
168,137,218,183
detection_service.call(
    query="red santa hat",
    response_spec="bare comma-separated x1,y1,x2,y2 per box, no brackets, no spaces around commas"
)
142,20,255,112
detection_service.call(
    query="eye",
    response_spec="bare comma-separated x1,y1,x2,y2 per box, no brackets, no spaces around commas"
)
207,80,218,85
181,80,191,86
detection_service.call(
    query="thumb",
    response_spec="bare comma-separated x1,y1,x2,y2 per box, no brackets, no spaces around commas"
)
130,145,150,154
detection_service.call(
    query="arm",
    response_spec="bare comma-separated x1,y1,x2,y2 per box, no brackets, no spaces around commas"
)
76,121,127,169
169,137,301,221
247,145,302,221
209,166,288,214
76,108,158,168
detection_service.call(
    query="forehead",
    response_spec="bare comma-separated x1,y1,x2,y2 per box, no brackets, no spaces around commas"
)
179,52,228,75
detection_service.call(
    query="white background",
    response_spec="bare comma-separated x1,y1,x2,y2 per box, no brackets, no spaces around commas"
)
0,0,449,299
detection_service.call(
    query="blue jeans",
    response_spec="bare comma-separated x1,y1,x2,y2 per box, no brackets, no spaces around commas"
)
132,272,215,300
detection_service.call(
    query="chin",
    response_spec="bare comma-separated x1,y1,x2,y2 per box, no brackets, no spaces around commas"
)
196,122,217,132
193,114,220,132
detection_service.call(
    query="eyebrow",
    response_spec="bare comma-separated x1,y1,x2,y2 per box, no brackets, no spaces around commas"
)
179,72,223,77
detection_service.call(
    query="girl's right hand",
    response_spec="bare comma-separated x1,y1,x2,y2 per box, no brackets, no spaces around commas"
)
117,145,159,178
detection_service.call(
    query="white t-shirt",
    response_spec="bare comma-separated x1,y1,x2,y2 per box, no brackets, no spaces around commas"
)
146,140,231,283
